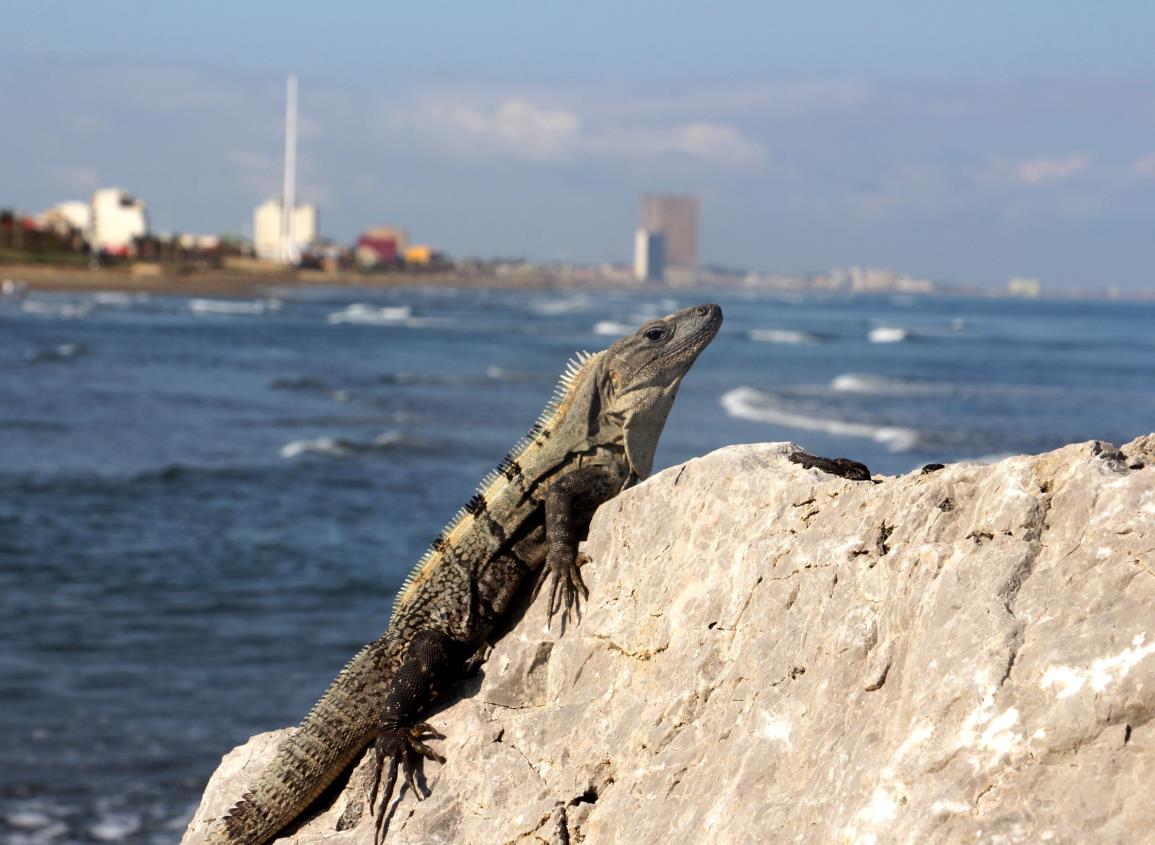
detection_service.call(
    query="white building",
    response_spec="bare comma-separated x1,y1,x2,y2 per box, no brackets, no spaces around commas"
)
89,188,148,255
39,201,91,237
253,198,318,263
633,229,665,282
1008,277,1041,298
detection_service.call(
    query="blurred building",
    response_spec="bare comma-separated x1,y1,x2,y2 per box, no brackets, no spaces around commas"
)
633,229,665,282
354,226,408,268
1008,277,1042,298
253,198,318,262
90,188,148,256
39,201,91,237
640,194,698,269
403,244,434,266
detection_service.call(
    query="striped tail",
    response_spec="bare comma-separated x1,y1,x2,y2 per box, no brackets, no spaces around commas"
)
206,638,398,844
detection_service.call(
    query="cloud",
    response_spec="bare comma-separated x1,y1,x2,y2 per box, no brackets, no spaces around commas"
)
665,123,768,168
421,97,581,161
403,93,767,170
1015,153,1089,185
1131,152,1155,178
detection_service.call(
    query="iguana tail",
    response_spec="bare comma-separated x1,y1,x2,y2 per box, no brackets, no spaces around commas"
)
206,637,398,845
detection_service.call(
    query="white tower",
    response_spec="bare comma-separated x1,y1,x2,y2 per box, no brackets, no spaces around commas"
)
280,74,299,264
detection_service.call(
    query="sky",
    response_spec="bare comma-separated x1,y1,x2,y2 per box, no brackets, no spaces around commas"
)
4,1,1155,289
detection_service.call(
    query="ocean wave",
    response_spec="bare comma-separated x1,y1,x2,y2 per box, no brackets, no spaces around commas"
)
326,304,412,325
530,295,592,315
189,298,282,316
720,386,923,452
92,291,151,306
279,430,409,459
748,328,823,345
828,372,1064,399
25,342,87,363
593,320,637,336
867,326,909,343
326,304,453,328
20,300,93,319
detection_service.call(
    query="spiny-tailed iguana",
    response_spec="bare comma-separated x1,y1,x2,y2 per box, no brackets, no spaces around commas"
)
202,302,723,844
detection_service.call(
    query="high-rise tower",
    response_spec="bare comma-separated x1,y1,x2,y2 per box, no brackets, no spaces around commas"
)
640,194,698,269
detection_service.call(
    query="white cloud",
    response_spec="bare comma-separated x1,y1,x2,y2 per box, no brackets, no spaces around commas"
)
1131,152,1155,178
1015,153,1089,185
421,97,581,161
403,93,767,170
666,123,768,168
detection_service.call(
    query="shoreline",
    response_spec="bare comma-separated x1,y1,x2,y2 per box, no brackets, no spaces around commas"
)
0,263,585,298
5,261,1155,303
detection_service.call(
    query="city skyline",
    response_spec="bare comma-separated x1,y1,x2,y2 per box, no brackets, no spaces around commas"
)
5,3,1155,289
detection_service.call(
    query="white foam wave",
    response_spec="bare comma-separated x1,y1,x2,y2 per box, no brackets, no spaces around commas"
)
721,386,922,452
593,320,636,336
530,295,591,315
829,372,1063,399
749,328,822,345
89,812,142,841
21,300,93,319
829,373,938,396
280,430,405,459
326,304,412,325
92,291,150,306
189,298,281,316
868,326,909,343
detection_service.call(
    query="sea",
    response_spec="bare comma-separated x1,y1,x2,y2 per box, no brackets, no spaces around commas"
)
1,283,1153,843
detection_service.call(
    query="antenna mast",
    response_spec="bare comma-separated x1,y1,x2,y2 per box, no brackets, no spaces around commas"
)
280,74,298,264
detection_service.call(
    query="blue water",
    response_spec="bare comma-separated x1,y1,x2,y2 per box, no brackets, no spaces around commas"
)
1,284,1153,843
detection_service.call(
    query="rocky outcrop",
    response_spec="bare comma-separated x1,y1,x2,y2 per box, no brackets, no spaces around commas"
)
184,436,1155,844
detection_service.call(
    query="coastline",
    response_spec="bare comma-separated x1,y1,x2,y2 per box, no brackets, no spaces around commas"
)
6,261,1155,303
0,263,582,297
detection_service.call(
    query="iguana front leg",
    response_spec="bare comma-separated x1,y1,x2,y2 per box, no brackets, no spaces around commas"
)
538,465,621,629
367,629,451,844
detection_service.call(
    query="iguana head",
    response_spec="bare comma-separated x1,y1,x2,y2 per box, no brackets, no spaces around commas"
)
595,303,723,480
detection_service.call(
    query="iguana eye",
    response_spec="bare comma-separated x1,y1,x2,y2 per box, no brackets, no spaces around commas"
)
643,325,667,342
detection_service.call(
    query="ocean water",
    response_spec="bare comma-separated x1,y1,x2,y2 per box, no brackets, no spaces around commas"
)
1,284,1152,843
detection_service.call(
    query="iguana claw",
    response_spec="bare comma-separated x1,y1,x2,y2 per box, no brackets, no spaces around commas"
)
534,551,589,633
368,721,445,844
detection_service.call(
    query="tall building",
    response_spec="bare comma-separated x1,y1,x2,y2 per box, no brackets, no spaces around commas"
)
633,229,665,282
640,194,698,268
89,188,148,256
254,199,318,261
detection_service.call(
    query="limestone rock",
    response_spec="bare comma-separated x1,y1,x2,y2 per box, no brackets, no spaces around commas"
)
183,437,1155,844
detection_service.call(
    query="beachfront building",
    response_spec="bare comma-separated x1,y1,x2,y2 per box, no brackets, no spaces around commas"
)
89,188,148,256
39,201,92,237
354,226,408,268
253,198,318,263
640,194,698,269
633,228,665,282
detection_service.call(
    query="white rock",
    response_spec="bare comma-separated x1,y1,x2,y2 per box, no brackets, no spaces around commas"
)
183,436,1155,845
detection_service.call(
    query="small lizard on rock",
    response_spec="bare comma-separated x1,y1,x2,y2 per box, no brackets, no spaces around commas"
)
201,303,723,844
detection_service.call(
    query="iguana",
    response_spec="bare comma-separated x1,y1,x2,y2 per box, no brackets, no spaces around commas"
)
201,302,723,844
